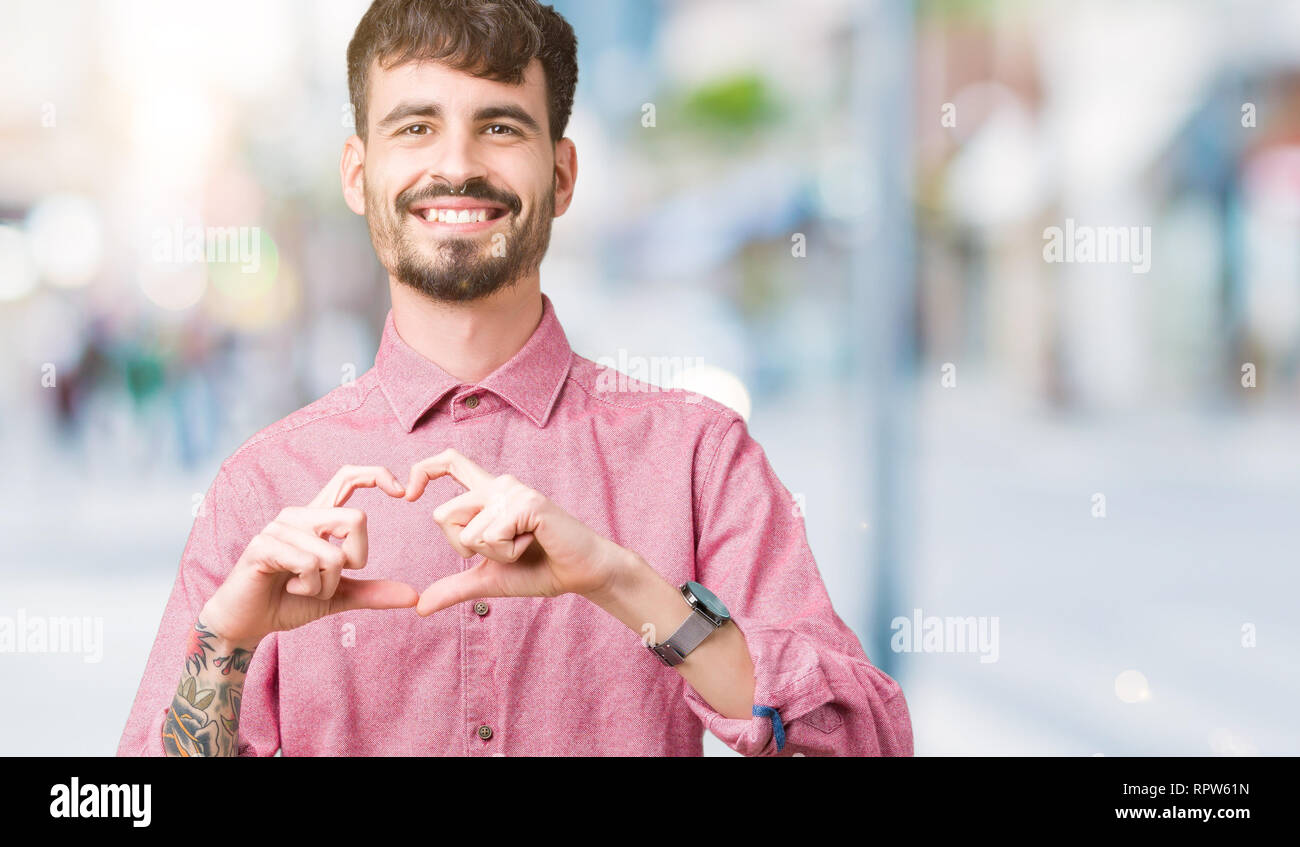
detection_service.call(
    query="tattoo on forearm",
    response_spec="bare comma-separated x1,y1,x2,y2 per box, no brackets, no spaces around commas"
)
215,648,253,675
162,620,254,757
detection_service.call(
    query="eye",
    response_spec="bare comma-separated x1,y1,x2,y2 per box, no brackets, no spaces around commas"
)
402,124,431,136
485,124,518,136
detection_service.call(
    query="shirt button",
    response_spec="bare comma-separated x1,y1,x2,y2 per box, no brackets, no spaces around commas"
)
464,395,479,409
474,600,489,616
477,724,493,741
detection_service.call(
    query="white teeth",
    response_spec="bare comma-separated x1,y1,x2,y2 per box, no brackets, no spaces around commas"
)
420,208,492,223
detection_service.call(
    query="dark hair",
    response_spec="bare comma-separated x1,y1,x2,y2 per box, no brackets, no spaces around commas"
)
347,0,578,145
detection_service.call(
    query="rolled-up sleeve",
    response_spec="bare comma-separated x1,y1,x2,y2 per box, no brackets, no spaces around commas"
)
683,415,913,757
115,459,281,757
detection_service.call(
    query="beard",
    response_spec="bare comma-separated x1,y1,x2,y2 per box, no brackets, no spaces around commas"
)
365,174,555,303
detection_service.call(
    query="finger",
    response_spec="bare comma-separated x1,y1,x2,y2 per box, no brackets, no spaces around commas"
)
509,533,536,561
264,519,351,570
471,527,535,563
269,511,366,570
275,506,368,572
310,464,406,509
430,490,485,559
455,494,505,550
310,464,405,508
472,505,536,563
463,483,545,561
403,448,496,501
329,577,419,614
431,488,485,527
263,520,349,598
250,534,322,597
417,564,497,617
458,495,519,560
437,518,476,559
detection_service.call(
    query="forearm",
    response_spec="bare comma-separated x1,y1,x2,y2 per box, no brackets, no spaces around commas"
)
586,553,756,720
161,619,258,757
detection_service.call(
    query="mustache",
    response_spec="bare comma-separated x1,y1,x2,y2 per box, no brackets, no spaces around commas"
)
396,181,521,217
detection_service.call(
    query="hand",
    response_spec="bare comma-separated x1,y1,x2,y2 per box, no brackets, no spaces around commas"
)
200,465,419,649
403,449,632,616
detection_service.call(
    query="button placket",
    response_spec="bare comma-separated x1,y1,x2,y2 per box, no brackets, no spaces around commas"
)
464,567,493,753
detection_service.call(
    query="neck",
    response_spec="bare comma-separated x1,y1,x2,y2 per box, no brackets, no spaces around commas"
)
388,272,544,384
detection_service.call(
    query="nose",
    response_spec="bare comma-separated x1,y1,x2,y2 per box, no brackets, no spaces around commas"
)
426,126,488,193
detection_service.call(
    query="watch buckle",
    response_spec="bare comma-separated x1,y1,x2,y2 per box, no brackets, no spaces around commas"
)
651,642,685,667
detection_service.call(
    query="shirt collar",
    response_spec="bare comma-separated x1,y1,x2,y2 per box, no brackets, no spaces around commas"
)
374,292,572,432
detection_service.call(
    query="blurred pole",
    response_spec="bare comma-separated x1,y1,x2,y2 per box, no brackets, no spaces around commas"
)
851,0,916,677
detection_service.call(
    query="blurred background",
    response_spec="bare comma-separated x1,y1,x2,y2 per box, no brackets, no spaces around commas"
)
2,0,1298,755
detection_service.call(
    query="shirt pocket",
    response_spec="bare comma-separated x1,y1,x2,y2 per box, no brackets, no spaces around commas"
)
799,703,845,734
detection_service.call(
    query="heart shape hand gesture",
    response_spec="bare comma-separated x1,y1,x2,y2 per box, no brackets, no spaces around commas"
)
199,450,634,649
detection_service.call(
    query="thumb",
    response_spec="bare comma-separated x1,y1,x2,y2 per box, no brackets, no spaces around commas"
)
416,567,492,617
330,577,419,613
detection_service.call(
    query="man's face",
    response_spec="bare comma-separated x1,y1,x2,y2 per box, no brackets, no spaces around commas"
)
352,57,561,302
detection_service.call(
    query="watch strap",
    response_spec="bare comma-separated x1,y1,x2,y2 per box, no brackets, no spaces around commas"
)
651,607,719,667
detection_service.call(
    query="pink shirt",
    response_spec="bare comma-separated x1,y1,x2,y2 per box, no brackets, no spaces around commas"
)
117,293,913,756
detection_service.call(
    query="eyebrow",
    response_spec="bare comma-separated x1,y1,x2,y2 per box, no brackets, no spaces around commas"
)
376,100,542,135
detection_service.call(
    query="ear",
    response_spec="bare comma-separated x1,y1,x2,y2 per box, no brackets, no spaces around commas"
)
341,134,367,216
551,137,577,217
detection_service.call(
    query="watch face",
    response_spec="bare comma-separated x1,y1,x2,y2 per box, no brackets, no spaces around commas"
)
684,581,730,622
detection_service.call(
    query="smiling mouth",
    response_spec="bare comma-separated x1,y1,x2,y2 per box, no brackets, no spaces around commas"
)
409,206,509,225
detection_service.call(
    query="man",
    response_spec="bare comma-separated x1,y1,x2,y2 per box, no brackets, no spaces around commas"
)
117,0,913,757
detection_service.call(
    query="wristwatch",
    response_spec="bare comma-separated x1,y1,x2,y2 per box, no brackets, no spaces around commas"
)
647,581,731,667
